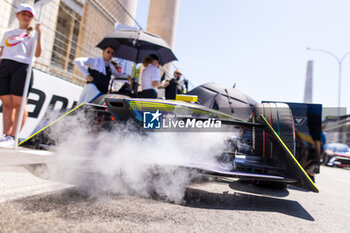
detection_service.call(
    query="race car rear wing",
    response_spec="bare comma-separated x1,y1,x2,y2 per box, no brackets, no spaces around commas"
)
183,114,319,192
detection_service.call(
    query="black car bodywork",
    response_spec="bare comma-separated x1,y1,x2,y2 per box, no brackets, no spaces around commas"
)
19,83,322,193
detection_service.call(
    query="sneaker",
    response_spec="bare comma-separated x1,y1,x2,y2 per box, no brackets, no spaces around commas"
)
0,134,7,142
0,135,16,148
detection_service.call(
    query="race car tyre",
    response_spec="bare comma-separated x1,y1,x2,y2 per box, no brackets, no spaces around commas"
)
251,103,296,190
252,102,296,159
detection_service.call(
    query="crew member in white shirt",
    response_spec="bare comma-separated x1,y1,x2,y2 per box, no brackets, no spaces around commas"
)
74,46,122,104
0,4,42,148
140,54,161,98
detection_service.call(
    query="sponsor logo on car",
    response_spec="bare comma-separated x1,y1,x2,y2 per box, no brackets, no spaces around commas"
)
294,117,306,126
143,110,162,129
143,110,221,130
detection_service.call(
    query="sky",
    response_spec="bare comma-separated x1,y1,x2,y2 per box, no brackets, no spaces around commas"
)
135,0,350,114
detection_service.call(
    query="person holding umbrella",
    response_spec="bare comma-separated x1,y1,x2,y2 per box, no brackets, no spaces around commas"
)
0,4,42,148
95,29,178,98
74,46,123,104
140,54,161,98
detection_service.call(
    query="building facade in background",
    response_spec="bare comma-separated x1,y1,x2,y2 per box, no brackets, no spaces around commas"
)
324,115,350,145
0,0,138,85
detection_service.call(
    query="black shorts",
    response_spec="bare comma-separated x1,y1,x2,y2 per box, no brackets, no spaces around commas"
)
140,89,157,98
0,59,33,97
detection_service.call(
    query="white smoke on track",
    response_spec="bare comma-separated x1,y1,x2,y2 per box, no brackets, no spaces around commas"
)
47,113,232,204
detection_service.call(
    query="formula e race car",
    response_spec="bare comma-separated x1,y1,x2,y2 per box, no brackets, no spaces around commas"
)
322,143,350,167
19,83,322,193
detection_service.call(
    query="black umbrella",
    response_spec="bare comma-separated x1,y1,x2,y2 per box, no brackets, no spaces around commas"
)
96,29,177,66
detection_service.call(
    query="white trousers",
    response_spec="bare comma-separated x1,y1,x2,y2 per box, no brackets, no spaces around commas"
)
78,83,101,104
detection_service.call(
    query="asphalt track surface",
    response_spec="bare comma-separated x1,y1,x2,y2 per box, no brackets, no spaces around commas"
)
0,150,350,232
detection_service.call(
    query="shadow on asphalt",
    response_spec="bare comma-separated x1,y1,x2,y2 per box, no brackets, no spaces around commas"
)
15,184,313,222
221,179,290,197
287,185,311,192
15,188,165,222
184,187,314,221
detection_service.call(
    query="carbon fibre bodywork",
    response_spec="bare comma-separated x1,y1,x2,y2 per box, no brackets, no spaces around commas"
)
19,91,321,193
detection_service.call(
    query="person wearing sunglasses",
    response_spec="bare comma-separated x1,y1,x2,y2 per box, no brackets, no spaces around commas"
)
0,3,42,148
163,70,185,100
74,46,121,104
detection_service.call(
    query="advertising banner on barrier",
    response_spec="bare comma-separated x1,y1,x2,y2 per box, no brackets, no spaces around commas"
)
0,69,82,138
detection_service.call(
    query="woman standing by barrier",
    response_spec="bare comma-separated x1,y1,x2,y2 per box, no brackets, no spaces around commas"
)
0,4,42,148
